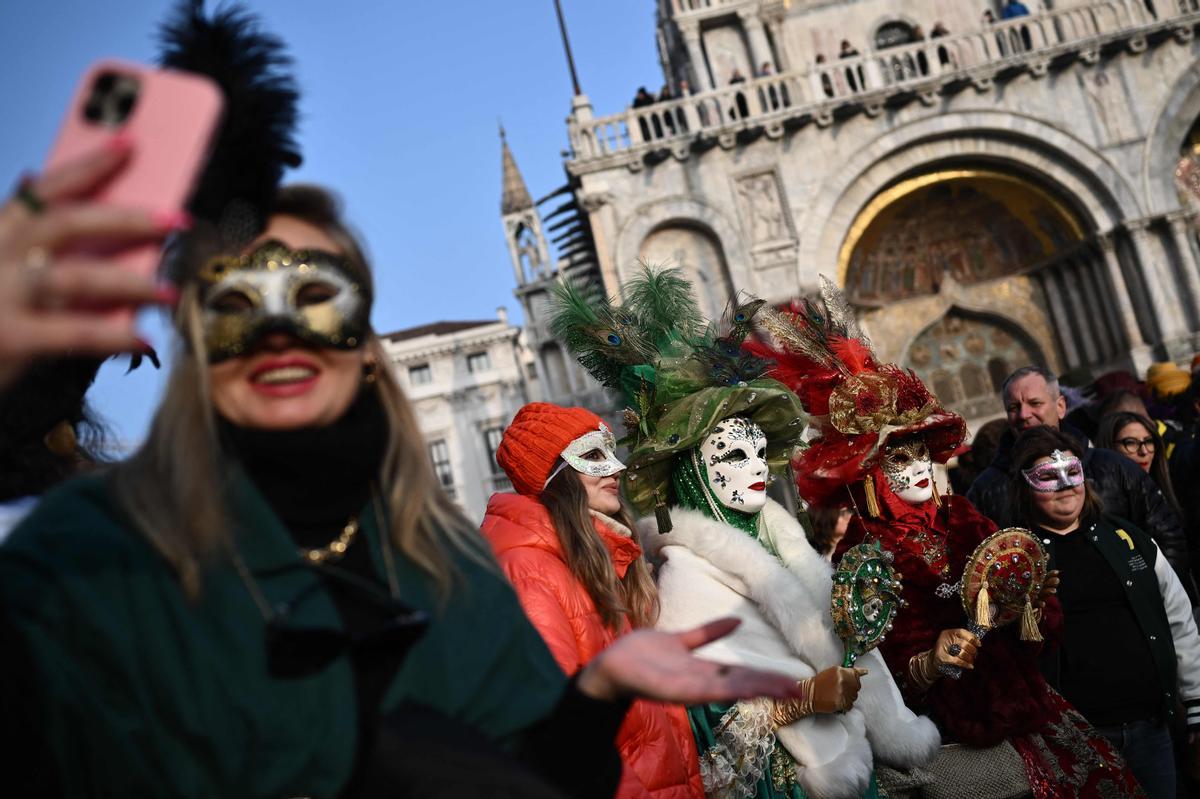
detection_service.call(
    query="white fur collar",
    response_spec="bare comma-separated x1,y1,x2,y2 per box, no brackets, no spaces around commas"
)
639,498,941,796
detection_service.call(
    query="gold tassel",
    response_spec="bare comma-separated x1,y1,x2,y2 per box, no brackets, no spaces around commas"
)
1020,598,1043,642
654,490,673,534
975,578,992,629
931,477,942,507
863,475,881,519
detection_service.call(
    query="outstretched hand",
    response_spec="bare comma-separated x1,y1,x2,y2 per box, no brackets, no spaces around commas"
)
577,617,804,705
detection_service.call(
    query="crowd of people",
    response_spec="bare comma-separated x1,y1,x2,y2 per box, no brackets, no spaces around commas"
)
3,3,1200,799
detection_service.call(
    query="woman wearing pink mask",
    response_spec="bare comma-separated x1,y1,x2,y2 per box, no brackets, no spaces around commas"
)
1011,425,1200,799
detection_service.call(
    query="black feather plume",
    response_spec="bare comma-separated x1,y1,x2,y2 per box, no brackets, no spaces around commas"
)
159,0,301,241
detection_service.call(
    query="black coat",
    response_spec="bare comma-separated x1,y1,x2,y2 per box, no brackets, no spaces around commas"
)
967,424,1199,604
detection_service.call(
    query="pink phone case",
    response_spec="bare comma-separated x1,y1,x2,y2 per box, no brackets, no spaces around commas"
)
45,59,223,279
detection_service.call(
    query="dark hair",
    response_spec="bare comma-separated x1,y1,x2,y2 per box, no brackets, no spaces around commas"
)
540,466,658,630
0,357,110,501
1008,425,1103,528
807,506,848,556
1096,390,1147,420
1095,412,1181,516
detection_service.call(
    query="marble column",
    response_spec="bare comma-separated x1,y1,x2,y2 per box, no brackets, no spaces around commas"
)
1096,233,1147,349
1167,213,1200,327
1039,266,1081,366
679,22,713,90
1076,254,1119,359
739,11,775,74
1062,259,1101,363
1126,219,1187,340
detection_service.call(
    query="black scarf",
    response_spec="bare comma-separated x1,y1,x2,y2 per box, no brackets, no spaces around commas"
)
216,387,388,551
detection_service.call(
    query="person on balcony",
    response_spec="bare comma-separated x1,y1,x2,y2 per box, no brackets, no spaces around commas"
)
931,21,953,68
814,54,836,98
839,40,864,92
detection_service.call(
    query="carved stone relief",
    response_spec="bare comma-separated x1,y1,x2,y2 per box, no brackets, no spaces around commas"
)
734,171,794,249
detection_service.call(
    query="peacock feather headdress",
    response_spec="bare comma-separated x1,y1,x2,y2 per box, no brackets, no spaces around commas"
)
549,265,807,516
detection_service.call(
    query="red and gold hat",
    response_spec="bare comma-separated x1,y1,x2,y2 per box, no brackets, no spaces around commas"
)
747,278,966,509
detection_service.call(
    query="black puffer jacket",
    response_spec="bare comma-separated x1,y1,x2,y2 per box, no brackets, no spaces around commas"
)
967,424,1199,604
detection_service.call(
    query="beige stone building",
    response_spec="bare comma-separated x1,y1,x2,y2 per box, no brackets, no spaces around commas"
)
381,312,536,521
505,0,1200,424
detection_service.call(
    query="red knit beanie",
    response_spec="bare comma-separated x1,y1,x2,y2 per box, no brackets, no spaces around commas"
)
497,402,606,496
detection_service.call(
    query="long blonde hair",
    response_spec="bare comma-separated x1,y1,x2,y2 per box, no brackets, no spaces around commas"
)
540,468,659,630
112,186,485,597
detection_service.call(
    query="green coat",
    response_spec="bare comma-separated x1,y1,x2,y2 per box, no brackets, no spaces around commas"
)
0,474,567,798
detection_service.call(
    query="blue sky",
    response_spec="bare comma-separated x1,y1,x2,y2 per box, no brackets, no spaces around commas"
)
0,1,660,446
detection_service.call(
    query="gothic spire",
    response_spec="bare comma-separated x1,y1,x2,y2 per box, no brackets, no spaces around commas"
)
500,125,534,215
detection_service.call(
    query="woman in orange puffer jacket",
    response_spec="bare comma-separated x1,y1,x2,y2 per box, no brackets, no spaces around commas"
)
483,402,704,799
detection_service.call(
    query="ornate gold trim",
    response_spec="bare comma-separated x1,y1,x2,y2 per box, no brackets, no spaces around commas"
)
835,169,1087,286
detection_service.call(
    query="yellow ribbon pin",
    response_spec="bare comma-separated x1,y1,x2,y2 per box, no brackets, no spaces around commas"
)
1116,529,1135,550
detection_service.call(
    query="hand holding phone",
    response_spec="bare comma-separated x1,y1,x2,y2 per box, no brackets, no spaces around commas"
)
0,60,222,390
44,59,223,277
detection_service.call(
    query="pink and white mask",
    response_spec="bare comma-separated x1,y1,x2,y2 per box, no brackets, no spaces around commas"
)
544,423,625,488
1022,449,1085,493
700,417,769,513
881,440,935,505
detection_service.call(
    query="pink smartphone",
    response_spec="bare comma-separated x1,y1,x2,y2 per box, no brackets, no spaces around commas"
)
44,59,223,279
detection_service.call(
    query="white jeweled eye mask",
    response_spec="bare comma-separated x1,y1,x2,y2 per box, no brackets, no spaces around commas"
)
880,440,934,505
699,417,769,513
544,423,625,488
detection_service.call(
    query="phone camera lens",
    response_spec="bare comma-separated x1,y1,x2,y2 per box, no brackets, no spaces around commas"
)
94,72,117,93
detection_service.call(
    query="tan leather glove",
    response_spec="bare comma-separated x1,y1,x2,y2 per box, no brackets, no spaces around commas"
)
931,628,980,671
771,665,868,726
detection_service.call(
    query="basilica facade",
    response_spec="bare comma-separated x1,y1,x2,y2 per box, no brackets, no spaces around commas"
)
504,0,1200,425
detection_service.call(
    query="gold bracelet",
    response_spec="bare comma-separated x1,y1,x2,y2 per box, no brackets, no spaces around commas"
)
907,650,939,692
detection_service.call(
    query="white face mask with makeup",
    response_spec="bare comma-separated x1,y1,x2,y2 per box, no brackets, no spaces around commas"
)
698,417,770,513
881,440,934,505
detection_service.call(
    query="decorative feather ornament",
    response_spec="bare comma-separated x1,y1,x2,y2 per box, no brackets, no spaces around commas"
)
548,278,656,397
158,0,302,241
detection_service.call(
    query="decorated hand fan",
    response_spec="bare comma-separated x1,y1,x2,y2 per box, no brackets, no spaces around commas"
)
939,527,1049,679
831,540,906,667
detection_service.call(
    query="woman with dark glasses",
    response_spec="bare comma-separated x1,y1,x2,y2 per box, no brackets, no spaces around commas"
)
1010,425,1200,799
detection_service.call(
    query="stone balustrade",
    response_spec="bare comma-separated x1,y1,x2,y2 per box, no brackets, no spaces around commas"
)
569,0,1200,168
671,0,751,17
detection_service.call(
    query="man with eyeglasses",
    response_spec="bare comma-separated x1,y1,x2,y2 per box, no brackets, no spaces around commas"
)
967,365,1198,605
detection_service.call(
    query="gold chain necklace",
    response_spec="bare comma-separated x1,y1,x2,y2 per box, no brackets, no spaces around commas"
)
300,515,359,564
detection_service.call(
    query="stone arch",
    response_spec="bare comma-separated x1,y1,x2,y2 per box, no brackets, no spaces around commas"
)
801,110,1143,284
1142,61,1200,214
872,18,920,50
638,222,736,322
841,169,1086,303
614,195,753,293
902,307,1047,419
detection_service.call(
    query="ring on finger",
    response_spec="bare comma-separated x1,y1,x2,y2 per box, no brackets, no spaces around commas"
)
946,642,963,657
14,176,47,215
22,246,55,305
